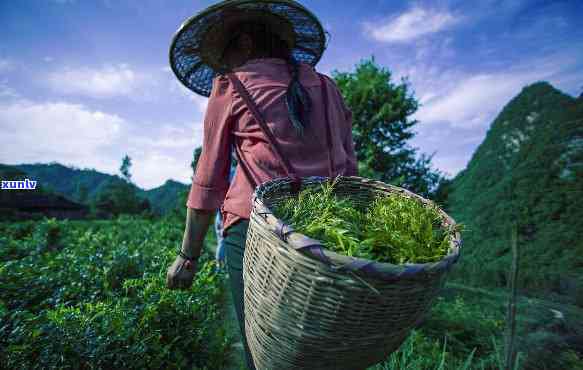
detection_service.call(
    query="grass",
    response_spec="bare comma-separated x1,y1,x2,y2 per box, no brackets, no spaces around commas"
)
274,177,462,264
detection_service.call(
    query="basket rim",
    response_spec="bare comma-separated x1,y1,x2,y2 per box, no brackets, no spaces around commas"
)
250,175,462,280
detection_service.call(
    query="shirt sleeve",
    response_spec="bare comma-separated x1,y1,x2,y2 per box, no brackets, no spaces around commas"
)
330,76,358,177
186,75,234,210
343,106,359,176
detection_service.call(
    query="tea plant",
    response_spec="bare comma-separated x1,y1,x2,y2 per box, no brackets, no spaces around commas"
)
275,178,462,264
0,216,230,369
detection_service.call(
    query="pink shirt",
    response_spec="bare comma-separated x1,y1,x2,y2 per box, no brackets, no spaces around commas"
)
186,57,358,235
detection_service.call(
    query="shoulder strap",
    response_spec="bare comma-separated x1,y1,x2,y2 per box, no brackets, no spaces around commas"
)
226,73,301,192
225,72,334,193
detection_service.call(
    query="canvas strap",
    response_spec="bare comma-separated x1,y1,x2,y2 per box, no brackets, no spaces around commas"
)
226,71,333,193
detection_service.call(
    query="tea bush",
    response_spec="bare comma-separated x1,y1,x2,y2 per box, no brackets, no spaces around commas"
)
0,217,229,369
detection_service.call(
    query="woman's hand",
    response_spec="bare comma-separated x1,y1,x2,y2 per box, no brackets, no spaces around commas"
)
166,207,214,290
166,253,198,289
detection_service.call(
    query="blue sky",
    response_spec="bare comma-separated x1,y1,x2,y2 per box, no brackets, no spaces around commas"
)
1,0,582,189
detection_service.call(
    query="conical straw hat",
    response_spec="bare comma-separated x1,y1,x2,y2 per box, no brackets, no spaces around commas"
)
169,0,328,97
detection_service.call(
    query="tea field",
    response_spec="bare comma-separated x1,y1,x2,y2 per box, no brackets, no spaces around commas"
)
0,216,230,370
1,217,582,369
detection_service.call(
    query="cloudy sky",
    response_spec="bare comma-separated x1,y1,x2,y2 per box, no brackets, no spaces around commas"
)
1,0,582,189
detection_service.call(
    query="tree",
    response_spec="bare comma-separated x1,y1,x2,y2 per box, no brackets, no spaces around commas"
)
432,177,453,211
93,155,147,217
332,57,445,198
120,154,132,183
93,179,145,217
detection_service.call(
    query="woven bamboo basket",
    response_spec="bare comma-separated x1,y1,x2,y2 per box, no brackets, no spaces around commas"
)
242,176,462,370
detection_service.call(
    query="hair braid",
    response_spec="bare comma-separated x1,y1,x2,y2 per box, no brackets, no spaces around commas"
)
227,21,312,137
285,56,311,137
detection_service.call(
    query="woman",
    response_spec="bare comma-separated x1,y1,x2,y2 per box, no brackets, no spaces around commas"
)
166,1,357,369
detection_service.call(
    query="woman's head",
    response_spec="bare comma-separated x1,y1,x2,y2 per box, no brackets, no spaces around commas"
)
221,21,291,69
221,20,311,137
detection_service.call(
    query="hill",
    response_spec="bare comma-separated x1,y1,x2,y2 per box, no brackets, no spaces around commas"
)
7,163,189,215
0,164,88,220
14,163,121,203
445,81,583,305
139,179,190,215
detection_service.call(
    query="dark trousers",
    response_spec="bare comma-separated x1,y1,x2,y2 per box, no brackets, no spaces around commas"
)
224,219,256,370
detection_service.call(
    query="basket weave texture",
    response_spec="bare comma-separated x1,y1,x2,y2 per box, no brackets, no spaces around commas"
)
243,176,462,370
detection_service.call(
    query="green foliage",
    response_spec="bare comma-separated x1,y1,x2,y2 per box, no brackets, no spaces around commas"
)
332,57,445,199
144,180,190,216
445,81,583,302
369,290,538,370
274,178,459,264
423,296,504,359
92,179,151,217
12,163,114,203
369,294,512,370
120,154,132,182
5,162,188,217
370,330,487,370
0,217,229,369
76,181,89,204
90,154,153,217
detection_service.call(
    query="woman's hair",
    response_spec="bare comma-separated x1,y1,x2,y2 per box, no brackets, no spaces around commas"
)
222,21,311,136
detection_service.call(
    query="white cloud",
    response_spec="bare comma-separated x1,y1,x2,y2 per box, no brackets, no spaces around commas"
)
124,121,204,188
0,92,203,189
363,6,459,43
431,154,470,179
0,100,123,169
47,63,207,103
43,56,54,63
48,64,140,98
401,48,582,129
130,123,203,151
414,73,532,128
190,94,208,112
132,152,193,189
168,78,209,112
391,49,582,177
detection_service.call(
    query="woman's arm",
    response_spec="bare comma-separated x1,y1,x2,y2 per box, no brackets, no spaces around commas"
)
180,207,215,259
167,75,234,290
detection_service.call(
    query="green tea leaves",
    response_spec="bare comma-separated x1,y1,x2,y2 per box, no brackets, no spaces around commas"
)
274,180,461,264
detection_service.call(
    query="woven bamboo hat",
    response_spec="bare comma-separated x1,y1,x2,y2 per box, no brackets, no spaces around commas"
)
169,0,328,97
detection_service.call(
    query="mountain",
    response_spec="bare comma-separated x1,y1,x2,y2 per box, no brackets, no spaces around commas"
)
1,164,50,197
139,180,190,215
445,81,583,304
0,164,88,220
8,163,189,215
14,163,121,203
